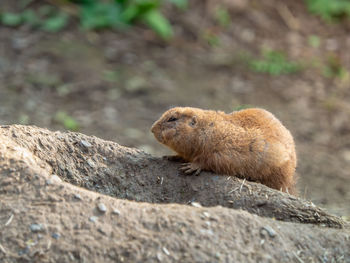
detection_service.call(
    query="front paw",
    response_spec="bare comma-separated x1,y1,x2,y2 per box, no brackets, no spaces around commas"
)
179,163,202,176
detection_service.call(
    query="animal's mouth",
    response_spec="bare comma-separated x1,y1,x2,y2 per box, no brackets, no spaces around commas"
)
151,126,164,143
150,123,157,134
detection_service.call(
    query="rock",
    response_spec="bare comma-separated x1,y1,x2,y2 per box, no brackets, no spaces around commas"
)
80,140,92,148
202,212,210,218
30,223,46,233
112,208,121,215
46,175,62,185
52,233,61,240
190,202,202,208
87,159,95,168
97,203,107,213
73,193,82,200
89,216,98,223
260,226,277,238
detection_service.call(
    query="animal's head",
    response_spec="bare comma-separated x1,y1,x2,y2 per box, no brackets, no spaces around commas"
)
151,107,202,157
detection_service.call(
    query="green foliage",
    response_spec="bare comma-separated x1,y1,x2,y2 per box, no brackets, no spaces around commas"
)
80,2,123,29
0,8,68,32
78,0,174,39
1,13,23,26
202,30,220,47
249,50,301,75
54,111,80,131
305,0,350,21
214,6,231,27
142,9,173,39
0,0,186,39
41,13,69,32
167,0,188,9
323,55,349,80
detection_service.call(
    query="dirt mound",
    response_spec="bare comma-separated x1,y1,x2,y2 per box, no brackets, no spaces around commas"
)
0,125,349,262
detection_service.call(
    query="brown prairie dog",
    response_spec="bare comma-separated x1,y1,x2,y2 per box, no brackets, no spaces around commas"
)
151,107,297,194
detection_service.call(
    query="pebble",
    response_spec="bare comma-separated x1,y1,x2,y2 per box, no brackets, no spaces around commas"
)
89,216,98,223
260,225,277,238
190,202,202,208
202,212,210,218
80,140,92,148
97,203,107,213
30,223,45,232
162,247,170,256
46,175,62,185
52,233,61,240
73,193,82,200
87,159,95,168
112,208,121,215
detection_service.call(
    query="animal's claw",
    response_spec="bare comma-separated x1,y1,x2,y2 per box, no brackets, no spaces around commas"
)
179,163,202,176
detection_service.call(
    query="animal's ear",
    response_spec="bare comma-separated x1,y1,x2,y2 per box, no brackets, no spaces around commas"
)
189,116,197,127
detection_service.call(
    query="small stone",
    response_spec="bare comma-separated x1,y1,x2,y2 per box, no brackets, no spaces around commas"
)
162,247,170,256
112,208,121,215
80,140,92,148
52,233,61,240
97,203,107,213
18,247,29,256
46,175,62,185
30,223,45,233
89,216,98,223
203,212,210,218
73,193,82,200
260,226,277,238
190,202,202,208
87,159,95,168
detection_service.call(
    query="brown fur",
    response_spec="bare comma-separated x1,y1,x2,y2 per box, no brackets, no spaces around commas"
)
151,107,297,194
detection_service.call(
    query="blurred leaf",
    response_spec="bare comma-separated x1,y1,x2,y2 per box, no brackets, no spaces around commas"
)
167,0,188,9
41,12,69,32
20,0,35,8
120,0,160,22
215,6,231,27
22,9,41,27
249,51,301,75
120,4,140,22
203,30,220,46
38,5,55,16
306,0,350,21
103,70,119,83
81,3,122,29
142,9,173,39
55,111,79,131
1,13,23,26
323,55,349,79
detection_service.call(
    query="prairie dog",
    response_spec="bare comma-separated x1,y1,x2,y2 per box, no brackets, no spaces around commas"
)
151,107,297,194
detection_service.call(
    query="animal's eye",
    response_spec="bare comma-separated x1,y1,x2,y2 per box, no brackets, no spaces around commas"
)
167,116,178,122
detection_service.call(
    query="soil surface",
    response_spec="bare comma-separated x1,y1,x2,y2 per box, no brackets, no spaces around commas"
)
0,0,350,221
0,125,349,263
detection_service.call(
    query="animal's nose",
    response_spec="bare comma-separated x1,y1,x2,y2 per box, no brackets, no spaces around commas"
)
151,124,156,133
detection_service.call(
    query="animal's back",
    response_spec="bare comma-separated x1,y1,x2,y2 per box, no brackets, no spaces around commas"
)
227,108,297,192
